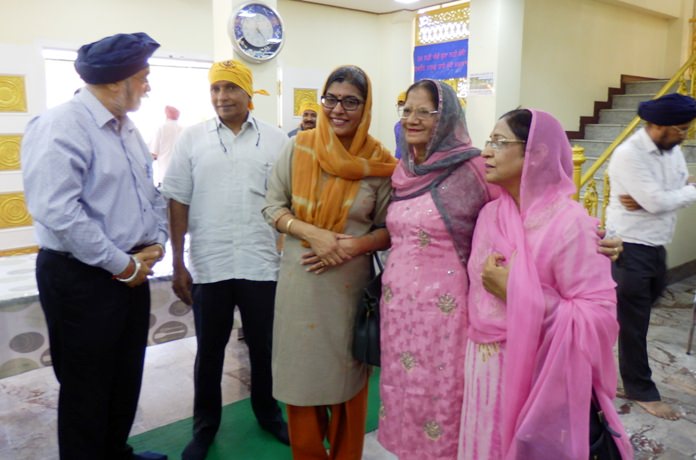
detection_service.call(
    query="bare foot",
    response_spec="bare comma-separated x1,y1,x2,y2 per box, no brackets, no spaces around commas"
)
635,400,680,420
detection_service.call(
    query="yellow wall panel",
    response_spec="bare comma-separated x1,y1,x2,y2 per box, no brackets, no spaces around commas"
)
0,193,32,229
0,75,28,112
293,88,318,116
0,135,22,170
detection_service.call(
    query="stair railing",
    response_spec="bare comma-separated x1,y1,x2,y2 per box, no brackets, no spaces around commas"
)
573,51,696,226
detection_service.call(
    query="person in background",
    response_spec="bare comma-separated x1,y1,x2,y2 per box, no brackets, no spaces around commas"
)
393,90,406,159
150,105,183,187
263,65,396,460
606,93,696,421
459,109,631,459
21,32,168,460
287,100,320,137
162,59,290,460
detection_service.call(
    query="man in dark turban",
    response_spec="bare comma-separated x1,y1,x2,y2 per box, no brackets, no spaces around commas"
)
21,32,168,459
606,92,696,421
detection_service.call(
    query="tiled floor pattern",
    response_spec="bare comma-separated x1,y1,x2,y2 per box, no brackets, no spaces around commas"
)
0,274,695,459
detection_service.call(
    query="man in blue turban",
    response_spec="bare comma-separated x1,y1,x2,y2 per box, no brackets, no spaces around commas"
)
21,32,168,459
606,92,696,421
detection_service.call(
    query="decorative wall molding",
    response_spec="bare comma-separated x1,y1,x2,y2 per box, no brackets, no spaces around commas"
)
293,88,318,116
416,3,470,46
0,193,32,229
0,75,28,112
0,135,22,170
0,245,38,257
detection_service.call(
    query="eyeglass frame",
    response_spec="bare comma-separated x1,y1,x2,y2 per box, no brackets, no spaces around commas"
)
397,106,439,121
216,118,260,154
670,124,691,136
320,94,365,112
484,138,527,151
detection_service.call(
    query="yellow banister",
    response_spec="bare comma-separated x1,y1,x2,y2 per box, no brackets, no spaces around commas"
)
572,145,586,200
580,52,696,187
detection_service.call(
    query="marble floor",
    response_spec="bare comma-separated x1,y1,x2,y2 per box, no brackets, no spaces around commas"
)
1,276,695,459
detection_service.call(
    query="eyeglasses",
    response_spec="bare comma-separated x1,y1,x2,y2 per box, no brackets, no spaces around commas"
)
484,139,526,151
216,119,260,154
670,125,690,136
321,94,364,111
398,106,439,120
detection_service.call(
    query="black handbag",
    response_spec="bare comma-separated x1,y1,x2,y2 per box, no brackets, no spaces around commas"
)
589,391,621,460
352,253,383,366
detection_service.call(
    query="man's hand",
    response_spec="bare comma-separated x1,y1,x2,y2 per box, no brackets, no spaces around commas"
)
482,253,509,301
124,252,154,288
619,194,642,211
596,228,623,262
138,244,165,269
172,263,194,305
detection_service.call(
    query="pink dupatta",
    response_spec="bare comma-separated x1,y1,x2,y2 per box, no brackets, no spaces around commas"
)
468,110,632,459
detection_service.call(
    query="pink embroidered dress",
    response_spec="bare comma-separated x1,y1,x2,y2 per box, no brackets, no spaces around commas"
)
378,80,491,459
458,110,633,460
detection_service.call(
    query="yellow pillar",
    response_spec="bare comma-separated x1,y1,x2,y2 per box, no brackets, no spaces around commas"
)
572,145,586,201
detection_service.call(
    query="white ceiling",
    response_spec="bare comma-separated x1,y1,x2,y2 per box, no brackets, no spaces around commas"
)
289,0,449,14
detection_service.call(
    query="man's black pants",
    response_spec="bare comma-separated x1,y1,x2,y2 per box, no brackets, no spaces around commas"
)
36,249,150,460
612,242,666,402
190,279,283,443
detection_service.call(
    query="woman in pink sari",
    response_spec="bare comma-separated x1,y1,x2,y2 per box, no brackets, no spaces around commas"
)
459,109,632,459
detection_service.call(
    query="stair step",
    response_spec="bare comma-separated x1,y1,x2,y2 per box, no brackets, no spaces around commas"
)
584,123,640,140
572,139,613,158
598,109,636,124
624,80,675,95
611,93,654,109
573,139,696,163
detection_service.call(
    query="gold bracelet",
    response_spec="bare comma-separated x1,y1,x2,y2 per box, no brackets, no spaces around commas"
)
285,218,295,234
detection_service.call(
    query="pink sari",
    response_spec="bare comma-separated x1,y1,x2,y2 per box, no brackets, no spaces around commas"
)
461,110,632,459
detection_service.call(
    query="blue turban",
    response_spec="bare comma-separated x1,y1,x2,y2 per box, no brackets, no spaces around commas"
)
75,32,160,84
638,93,696,126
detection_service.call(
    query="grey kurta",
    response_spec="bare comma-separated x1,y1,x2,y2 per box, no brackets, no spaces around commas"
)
262,141,392,406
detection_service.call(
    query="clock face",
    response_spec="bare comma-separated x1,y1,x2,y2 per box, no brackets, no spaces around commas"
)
229,2,285,63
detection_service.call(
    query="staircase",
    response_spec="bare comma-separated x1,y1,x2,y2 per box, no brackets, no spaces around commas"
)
570,79,696,208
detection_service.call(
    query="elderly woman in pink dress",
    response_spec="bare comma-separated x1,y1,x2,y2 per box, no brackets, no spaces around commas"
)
459,109,632,459
378,79,494,459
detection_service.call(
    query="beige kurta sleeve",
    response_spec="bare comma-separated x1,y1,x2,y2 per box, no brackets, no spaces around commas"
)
371,175,393,227
262,140,295,227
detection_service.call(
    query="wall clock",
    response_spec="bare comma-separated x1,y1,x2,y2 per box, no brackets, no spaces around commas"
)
229,2,285,64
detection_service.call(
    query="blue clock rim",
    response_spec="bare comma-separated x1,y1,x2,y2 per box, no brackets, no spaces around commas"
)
229,2,285,62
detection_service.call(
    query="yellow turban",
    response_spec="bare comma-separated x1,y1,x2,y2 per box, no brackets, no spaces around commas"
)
208,59,269,109
396,91,407,104
299,101,321,115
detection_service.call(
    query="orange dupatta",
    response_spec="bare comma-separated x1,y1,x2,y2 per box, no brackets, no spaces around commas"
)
291,70,396,234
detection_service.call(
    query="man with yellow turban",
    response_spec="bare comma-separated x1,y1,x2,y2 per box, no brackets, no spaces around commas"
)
161,59,290,460
288,100,320,137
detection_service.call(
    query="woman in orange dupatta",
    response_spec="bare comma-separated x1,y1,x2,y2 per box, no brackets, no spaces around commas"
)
262,65,396,459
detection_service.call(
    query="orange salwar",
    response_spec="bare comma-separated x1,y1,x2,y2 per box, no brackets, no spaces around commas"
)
286,381,368,460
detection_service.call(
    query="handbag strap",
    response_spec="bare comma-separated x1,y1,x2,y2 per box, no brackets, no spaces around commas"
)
372,252,384,273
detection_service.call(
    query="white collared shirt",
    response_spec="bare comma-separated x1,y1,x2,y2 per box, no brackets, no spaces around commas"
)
162,114,289,283
606,127,696,246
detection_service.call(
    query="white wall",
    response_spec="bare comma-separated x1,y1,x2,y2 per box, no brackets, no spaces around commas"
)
466,0,526,146
520,0,691,130
1,0,212,58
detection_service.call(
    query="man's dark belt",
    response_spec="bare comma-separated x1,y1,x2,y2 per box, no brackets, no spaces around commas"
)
41,244,152,259
40,247,75,259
